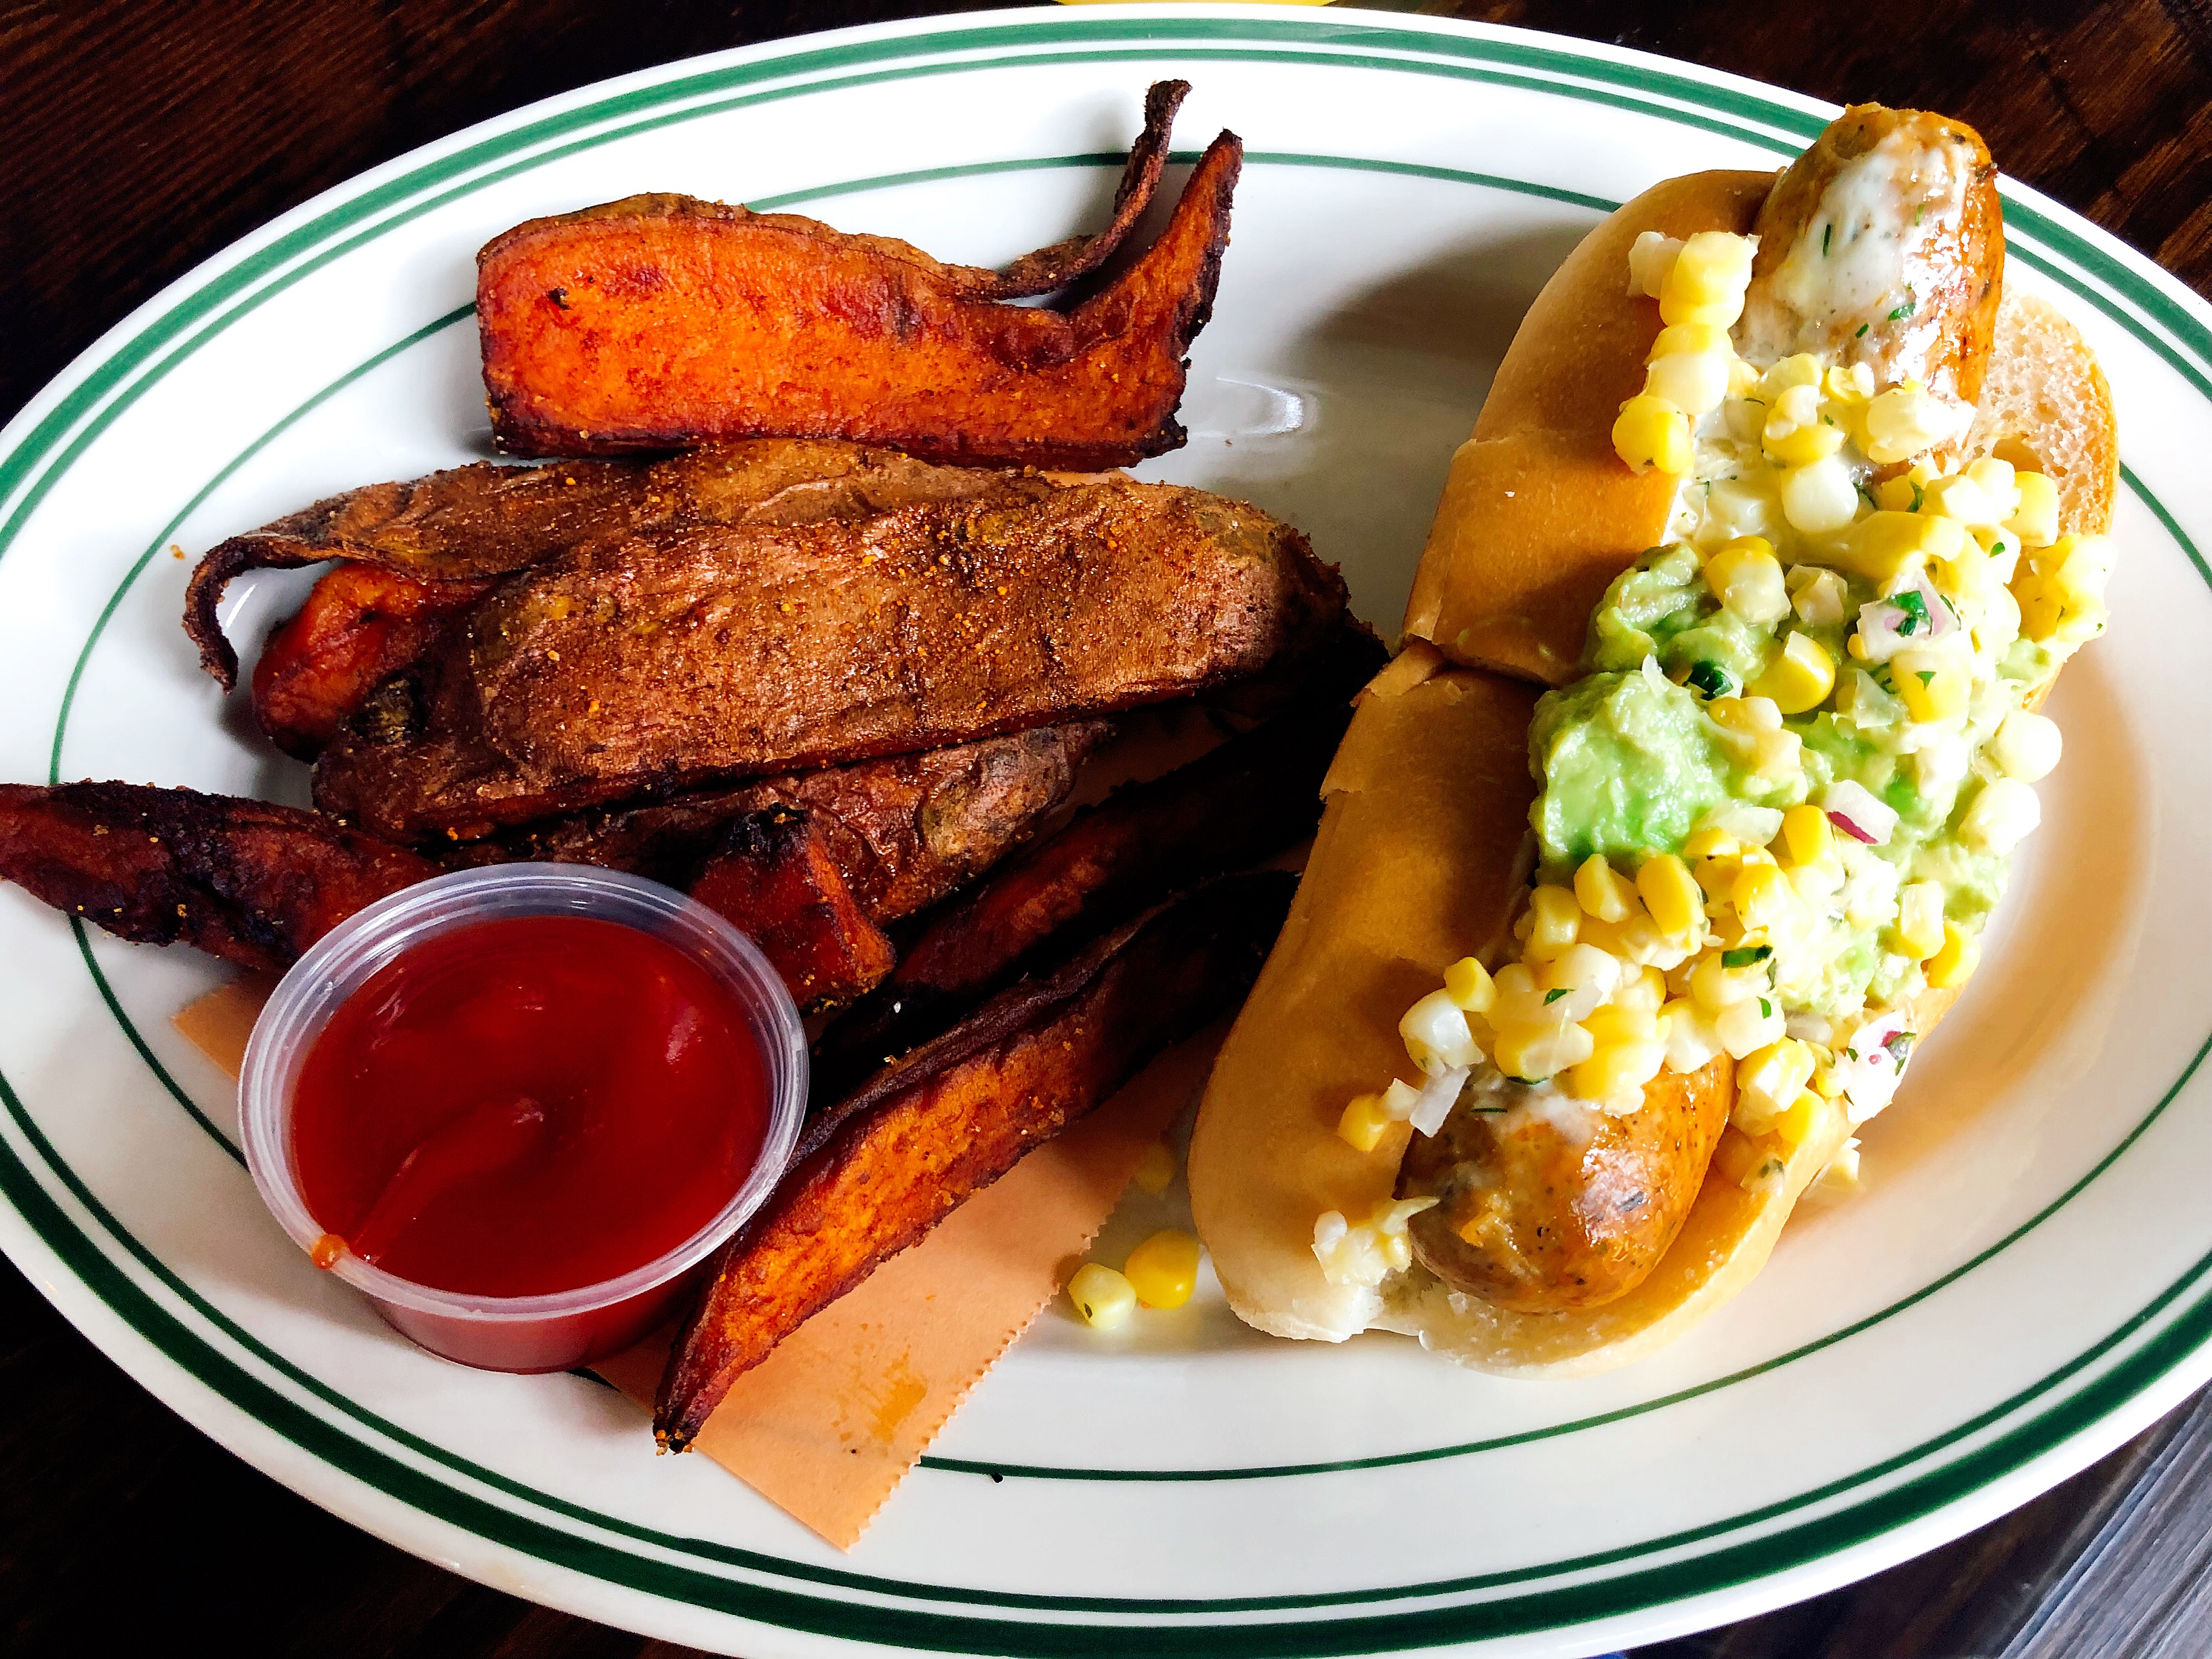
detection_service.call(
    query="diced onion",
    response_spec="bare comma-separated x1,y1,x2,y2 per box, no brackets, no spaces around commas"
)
1852,575,1958,663
1821,780,1898,846
1408,1066,1471,1138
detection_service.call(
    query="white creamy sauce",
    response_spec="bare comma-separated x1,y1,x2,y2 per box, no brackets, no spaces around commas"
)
1457,1067,1603,1148
1738,125,1971,386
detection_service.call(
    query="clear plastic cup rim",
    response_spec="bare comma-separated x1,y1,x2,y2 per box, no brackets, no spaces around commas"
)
239,863,808,1325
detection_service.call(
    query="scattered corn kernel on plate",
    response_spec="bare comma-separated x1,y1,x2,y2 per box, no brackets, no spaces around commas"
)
1,8,2207,1655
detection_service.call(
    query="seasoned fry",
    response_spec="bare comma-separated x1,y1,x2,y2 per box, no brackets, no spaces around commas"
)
0,782,433,972
687,811,895,1011
253,566,491,757
313,482,1345,842
446,721,1113,921
476,103,1240,468
194,437,1059,695
654,872,1296,1450
815,636,1381,1091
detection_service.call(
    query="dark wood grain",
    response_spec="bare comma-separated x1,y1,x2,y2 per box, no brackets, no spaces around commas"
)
1,3,2205,1656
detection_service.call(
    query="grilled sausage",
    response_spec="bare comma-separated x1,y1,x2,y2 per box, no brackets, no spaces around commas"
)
1738,104,2003,406
1395,1057,1732,1313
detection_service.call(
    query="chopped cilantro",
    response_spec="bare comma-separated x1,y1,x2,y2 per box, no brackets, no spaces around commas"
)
1917,669,1937,685
1855,321,1870,338
1885,1030,1917,1065
1909,480,1925,512
1888,298,1918,321
1544,987,1570,1005
1687,660,1735,698
1895,590,1931,635
1822,224,1834,256
1759,997,1774,1019
1722,945,1774,968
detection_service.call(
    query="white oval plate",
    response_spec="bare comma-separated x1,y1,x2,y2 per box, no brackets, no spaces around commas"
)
1,7,2207,1655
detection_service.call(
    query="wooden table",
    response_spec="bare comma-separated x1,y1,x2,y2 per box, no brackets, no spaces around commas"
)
3,3,2207,1654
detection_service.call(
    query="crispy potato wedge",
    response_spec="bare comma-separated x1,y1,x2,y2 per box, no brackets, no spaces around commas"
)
312,482,1345,842
687,811,895,1012
446,722,1113,922
654,872,1294,1450
476,106,1240,468
0,781,433,972
815,632,1382,1092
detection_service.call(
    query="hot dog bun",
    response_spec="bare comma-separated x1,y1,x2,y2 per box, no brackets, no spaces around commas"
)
1190,159,2117,1374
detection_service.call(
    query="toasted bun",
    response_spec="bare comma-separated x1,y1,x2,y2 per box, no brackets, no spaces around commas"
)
1191,183,2119,1374
1403,171,1773,687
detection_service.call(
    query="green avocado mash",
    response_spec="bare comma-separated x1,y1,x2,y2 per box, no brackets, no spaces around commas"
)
1529,541,2040,1025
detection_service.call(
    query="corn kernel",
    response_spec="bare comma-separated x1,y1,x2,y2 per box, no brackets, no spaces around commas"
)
2008,470,2060,548
1131,1138,1177,1194
1627,230,1683,298
1336,1093,1401,1154
1618,964,1669,1015
1438,956,1494,1015
1630,853,1698,943
1764,415,1847,468
1893,649,1970,723
1711,1126,1767,1188
1716,993,1786,1059
1067,1263,1136,1328
1965,457,2021,525
1493,1019,1595,1082
1732,863,1795,930
1922,472,2001,527
1736,1038,1817,1128
1990,710,2062,781
1771,1088,1822,1146
1750,632,1837,716
1961,777,2041,855
1525,884,1582,960
1926,921,1981,989
1682,827,1740,861
1613,394,1692,474
1895,880,1946,960
1646,349,1732,417
1690,950,1761,1012
1124,1229,1202,1309
1826,510,1967,582
1779,802,1833,867
1583,1002,1660,1046
1864,385,1960,464
1759,352,1823,398
1782,455,1860,535
1706,537,1791,625
1568,1037,1668,1103
1662,996,1722,1071
1574,855,1636,923
1401,987,1481,1072
1647,321,1731,360
1874,474,1919,512
1660,230,1755,326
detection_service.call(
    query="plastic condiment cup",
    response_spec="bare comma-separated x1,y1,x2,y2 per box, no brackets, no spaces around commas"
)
239,864,807,1374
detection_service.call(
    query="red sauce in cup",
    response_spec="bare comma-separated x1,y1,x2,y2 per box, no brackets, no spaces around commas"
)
291,914,769,1299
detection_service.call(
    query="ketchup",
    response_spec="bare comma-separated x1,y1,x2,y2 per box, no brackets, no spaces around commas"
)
292,914,769,1299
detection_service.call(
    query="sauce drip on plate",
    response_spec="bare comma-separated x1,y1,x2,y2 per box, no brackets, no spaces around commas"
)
292,914,768,1297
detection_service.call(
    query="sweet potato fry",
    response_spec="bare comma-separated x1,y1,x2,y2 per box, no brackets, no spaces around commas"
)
476,99,1240,468
687,811,895,1011
654,872,1296,1449
445,721,1112,921
312,481,1345,842
252,566,492,757
0,782,434,972
814,640,1382,1092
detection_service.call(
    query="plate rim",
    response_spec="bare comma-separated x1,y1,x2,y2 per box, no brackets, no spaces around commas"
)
3,5,2210,1654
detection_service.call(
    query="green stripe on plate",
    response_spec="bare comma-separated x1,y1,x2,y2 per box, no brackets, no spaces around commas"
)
4,12,2210,1649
